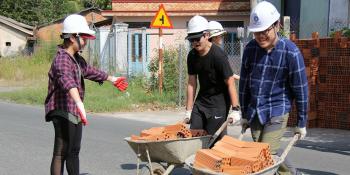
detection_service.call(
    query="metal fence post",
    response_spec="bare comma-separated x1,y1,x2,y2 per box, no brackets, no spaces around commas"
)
135,33,139,75
141,27,147,76
178,46,183,107
114,23,129,75
114,24,118,74
283,16,291,38
240,40,244,61
127,30,132,78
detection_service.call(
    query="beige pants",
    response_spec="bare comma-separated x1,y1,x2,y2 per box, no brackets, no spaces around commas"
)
250,113,293,175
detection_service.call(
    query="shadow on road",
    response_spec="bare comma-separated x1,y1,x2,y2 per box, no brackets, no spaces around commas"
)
291,128,350,156
120,163,146,170
120,163,191,175
298,168,339,175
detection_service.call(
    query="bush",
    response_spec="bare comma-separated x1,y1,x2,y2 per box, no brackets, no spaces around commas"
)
329,28,350,38
148,46,187,94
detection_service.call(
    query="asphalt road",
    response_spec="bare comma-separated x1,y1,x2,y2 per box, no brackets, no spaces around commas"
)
0,101,349,175
0,101,164,175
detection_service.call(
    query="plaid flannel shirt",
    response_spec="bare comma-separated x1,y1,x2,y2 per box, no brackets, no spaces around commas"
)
45,46,108,121
239,38,308,128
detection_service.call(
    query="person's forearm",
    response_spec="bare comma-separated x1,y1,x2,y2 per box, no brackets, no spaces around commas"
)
186,84,196,110
69,88,82,103
226,77,239,107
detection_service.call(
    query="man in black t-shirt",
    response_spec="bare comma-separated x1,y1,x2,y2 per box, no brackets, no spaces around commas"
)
183,15,241,137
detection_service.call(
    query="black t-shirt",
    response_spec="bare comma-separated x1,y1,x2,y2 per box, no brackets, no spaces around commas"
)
187,44,233,109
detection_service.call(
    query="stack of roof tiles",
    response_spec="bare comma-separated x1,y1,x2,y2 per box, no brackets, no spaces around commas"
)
194,136,273,175
131,123,208,141
288,32,350,130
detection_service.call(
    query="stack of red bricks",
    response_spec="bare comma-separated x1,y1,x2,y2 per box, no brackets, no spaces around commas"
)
289,32,350,130
194,136,273,175
131,123,208,141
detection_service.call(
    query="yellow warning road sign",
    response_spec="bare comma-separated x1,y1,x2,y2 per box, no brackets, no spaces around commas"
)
150,4,173,29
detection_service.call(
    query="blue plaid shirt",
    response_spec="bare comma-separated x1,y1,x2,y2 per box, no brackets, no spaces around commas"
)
239,38,308,128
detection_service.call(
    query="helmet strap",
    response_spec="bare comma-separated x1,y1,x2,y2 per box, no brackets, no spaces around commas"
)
75,34,82,53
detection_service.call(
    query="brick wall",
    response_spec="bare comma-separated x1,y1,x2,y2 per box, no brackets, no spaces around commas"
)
288,32,350,130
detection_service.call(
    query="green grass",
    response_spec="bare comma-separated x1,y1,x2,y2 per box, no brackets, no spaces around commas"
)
0,56,51,85
0,41,178,112
0,83,47,105
0,80,177,112
0,40,56,86
84,80,177,112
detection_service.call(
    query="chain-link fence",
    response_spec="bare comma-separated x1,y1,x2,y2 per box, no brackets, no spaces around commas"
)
223,41,243,75
175,41,244,106
70,23,246,106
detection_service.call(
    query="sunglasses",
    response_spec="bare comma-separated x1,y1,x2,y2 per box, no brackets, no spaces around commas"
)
254,25,275,36
188,34,204,43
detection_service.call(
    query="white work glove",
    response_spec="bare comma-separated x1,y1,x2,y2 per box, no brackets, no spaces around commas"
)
233,74,240,80
294,127,307,140
76,101,88,126
183,110,191,124
110,76,118,83
228,110,242,125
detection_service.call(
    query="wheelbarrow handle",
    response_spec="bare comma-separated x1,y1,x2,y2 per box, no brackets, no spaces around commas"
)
279,134,300,161
236,123,250,140
207,120,241,148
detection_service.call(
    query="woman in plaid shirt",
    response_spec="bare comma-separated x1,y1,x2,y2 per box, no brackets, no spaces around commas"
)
44,14,128,175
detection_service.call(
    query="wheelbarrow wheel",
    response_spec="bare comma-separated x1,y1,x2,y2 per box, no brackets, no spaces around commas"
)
147,162,166,175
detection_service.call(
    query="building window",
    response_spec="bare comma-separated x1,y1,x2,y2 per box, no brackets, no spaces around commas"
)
125,22,150,28
6,42,11,46
219,21,244,28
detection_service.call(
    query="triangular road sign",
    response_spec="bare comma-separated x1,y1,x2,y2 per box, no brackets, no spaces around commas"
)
150,4,173,29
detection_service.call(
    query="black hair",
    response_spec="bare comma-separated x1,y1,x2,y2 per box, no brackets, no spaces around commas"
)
62,38,72,49
273,21,279,27
61,33,77,48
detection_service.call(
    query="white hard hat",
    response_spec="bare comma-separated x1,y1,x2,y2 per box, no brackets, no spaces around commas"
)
208,21,226,38
186,15,208,39
62,14,95,36
248,1,280,32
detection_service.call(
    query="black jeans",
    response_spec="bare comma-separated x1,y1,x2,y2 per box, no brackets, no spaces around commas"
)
51,117,82,175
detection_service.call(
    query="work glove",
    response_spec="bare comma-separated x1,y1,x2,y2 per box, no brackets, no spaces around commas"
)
183,110,191,124
233,74,240,80
227,108,242,125
294,127,307,140
76,101,88,126
111,76,128,92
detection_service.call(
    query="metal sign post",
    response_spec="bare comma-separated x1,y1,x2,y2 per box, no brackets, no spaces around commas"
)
150,4,173,94
158,28,163,94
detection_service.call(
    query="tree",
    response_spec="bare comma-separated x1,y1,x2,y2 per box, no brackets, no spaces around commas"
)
81,0,112,10
0,0,83,26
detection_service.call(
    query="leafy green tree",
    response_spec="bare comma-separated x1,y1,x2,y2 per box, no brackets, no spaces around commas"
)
81,0,112,10
0,0,83,26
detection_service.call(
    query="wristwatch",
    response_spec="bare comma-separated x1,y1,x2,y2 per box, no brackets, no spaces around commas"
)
232,106,240,111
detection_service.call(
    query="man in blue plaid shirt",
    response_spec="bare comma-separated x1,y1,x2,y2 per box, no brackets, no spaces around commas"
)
239,2,308,175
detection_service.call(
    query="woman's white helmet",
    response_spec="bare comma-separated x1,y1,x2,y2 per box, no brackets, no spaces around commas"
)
248,1,280,32
208,21,226,38
62,14,95,36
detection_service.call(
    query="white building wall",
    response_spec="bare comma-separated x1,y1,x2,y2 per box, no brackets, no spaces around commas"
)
114,16,248,60
0,23,28,57
329,0,349,32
